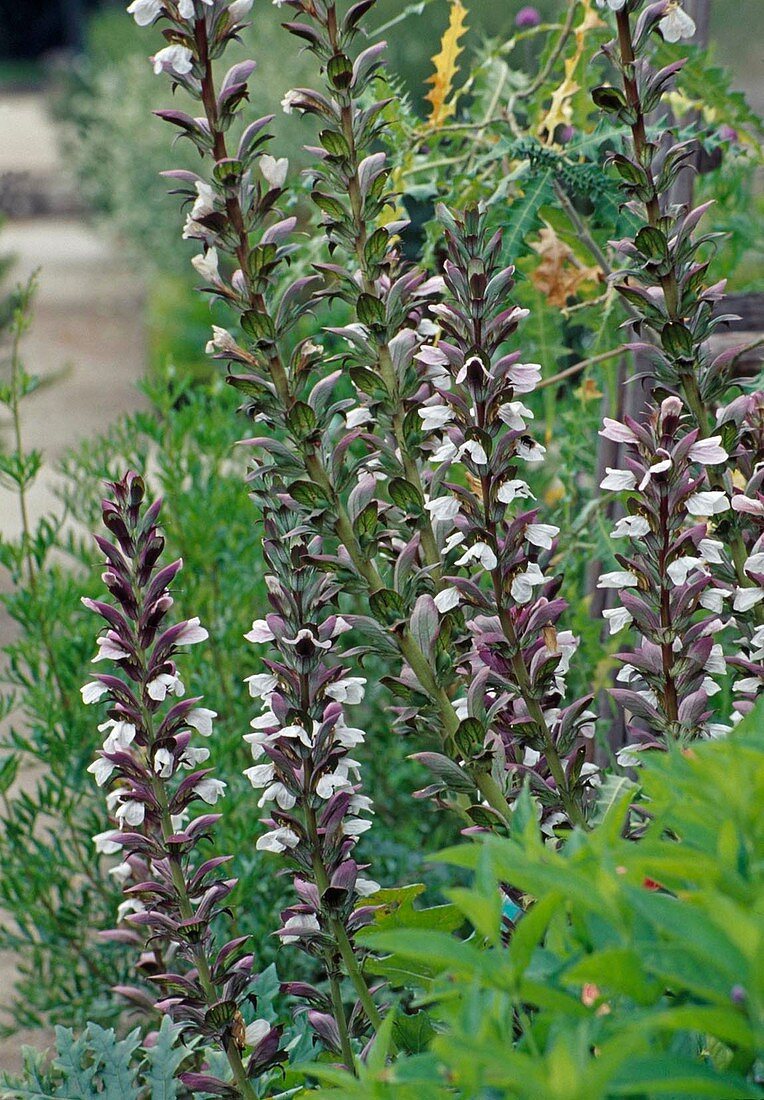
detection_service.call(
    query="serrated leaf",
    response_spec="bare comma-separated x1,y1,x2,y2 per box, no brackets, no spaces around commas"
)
144,1016,184,1100
424,0,468,128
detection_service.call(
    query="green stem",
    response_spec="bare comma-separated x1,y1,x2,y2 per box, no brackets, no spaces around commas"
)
332,918,383,1029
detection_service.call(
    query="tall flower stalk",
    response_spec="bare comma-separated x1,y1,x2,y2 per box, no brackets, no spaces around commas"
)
592,0,763,606
84,473,284,1098
243,509,382,1068
136,0,518,828
596,399,730,754
409,205,597,831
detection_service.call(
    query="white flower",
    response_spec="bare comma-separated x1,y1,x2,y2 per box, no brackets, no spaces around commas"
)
229,0,254,19
343,818,373,837
732,495,764,517
257,826,300,853
659,2,696,42
279,723,313,748
176,617,208,645
87,757,116,787
315,770,352,799
194,778,226,804
616,744,647,769
191,248,220,283
258,782,296,810
597,570,638,589
455,354,491,385
180,746,210,769
115,799,145,827
425,496,460,522
456,541,497,571
699,587,728,613
705,644,726,676
434,586,460,613
81,680,108,704
281,89,302,114
698,538,724,564
497,479,535,504
355,877,381,897
418,404,454,432
206,328,237,356
93,830,122,855
510,563,546,605
688,437,728,465
345,407,373,429
284,627,332,651
638,456,672,491
430,438,459,463
325,677,367,705
334,723,366,749
191,180,215,220
177,0,194,16
260,154,289,190
600,468,637,491
611,515,650,539
525,523,559,550
147,672,185,701
108,861,133,885
93,635,130,662
498,401,534,430
733,587,764,612
153,748,174,778
599,418,637,443
603,607,633,635
244,1019,270,1049
186,707,217,736
458,439,488,466
151,45,194,76
280,914,320,944
245,763,276,789
245,618,275,643
100,720,136,754
443,530,465,554
127,0,162,27
666,556,704,586
516,438,546,463
507,363,542,394
595,0,627,10
246,673,278,700
745,553,764,577
117,898,145,922
686,491,730,517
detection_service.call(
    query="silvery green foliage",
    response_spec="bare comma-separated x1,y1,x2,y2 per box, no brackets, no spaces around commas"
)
0,1016,185,1100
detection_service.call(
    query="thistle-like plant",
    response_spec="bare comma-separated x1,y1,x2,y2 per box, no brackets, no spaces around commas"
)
84,473,284,1098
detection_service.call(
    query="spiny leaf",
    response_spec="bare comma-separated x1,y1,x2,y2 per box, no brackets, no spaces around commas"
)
538,0,603,141
424,0,469,128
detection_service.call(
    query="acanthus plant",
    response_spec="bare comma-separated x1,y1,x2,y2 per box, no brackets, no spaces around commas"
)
591,0,764,734
596,398,732,757
591,3,764,612
83,473,285,1098
242,508,383,1067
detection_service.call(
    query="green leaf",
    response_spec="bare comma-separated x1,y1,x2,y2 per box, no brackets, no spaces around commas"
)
143,1016,184,1100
